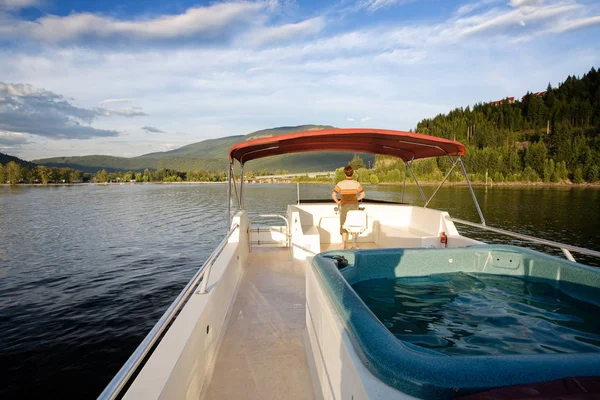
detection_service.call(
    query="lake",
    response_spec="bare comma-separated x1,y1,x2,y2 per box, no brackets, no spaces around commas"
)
1,183,599,398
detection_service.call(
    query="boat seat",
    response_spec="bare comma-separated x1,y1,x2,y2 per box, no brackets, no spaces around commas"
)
343,210,367,249
376,224,437,248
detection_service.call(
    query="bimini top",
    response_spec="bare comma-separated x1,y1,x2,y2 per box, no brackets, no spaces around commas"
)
228,128,466,164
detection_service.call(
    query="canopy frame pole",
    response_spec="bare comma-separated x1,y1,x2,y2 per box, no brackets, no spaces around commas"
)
424,156,461,208
240,163,245,210
459,157,486,225
231,165,241,209
227,162,232,232
401,167,406,203
406,160,427,204
401,155,412,203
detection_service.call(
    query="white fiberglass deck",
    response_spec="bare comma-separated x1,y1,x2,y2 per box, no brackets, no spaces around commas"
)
205,247,314,399
320,242,380,252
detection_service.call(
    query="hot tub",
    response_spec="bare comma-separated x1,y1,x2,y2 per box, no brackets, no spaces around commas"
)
306,245,600,399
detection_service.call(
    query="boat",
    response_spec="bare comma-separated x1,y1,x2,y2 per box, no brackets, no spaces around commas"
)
99,128,600,400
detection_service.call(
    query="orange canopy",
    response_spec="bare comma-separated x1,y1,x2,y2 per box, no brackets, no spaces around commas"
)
228,128,465,164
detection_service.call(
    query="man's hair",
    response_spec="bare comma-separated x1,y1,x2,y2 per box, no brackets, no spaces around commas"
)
343,165,354,177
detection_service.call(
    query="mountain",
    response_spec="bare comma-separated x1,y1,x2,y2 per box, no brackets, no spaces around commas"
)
0,152,36,168
35,125,375,173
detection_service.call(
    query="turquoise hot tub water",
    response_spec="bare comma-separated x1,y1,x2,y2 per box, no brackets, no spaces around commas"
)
353,272,600,357
312,245,600,399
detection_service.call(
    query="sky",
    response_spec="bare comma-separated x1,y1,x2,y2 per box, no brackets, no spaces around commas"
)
0,0,599,161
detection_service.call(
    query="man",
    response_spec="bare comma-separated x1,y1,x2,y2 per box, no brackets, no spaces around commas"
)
332,165,366,249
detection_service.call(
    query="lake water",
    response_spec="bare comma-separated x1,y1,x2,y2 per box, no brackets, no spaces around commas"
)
1,183,599,398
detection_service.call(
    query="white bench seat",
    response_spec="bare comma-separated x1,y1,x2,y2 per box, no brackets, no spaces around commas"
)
376,224,439,248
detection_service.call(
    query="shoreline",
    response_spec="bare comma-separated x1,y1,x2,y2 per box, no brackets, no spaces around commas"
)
2,181,600,188
0,181,227,187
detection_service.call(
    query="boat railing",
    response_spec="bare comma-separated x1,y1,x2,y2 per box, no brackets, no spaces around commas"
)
98,223,240,400
447,217,600,262
247,213,290,252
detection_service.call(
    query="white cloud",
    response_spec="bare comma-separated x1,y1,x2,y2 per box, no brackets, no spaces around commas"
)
98,98,132,105
243,17,325,46
361,116,372,122
357,0,413,12
551,15,600,32
509,0,542,8
0,130,30,148
0,82,145,139
347,117,355,122
94,107,147,117
451,2,581,38
456,0,503,16
0,2,266,42
0,0,40,9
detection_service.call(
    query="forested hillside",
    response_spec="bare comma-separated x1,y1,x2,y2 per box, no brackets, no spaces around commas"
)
412,66,600,183
0,152,86,184
0,152,36,168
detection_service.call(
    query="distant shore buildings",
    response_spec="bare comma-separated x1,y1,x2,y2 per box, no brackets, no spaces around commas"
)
489,91,546,106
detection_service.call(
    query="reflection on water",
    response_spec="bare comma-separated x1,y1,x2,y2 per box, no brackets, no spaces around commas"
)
353,272,600,356
0,183,598,397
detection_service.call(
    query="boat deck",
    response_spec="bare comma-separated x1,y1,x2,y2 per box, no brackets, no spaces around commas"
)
320,241,380,252
205,247,315,399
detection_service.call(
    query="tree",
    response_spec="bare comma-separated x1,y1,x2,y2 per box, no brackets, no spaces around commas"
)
522,166,539,182
349,155,365,171
586,164,599,183
554,161,569,182
386,169,402,182
143,168,152,182
543,159,555,183
37,165,51,184
96,169,108,183
70,169,83,182
573,165,585,183
369,174,379,184
0,163,4,184
525,142,548,176
506,148,522,173
334,168,345,183
5,161,22,184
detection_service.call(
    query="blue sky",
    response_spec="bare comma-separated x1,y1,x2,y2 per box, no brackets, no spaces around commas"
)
1,0,599,160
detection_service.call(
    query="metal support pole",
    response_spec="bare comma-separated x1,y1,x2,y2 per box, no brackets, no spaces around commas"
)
459,158,486,225
406,161,427,204
424,157,460,208
231,169,241,208
227,162,232,232
562,248,576,262
297,183,300,204
401,160,407,203
240,163,245,210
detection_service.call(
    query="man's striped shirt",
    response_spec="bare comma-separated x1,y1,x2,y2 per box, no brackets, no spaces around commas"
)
334,177,364,205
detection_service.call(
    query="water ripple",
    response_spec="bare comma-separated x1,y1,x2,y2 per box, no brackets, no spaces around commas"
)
354,272,600,356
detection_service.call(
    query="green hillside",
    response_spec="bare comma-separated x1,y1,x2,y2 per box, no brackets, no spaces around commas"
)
34,124,374,173
414,66,600,183
0,152,36,168
138,135,244,159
